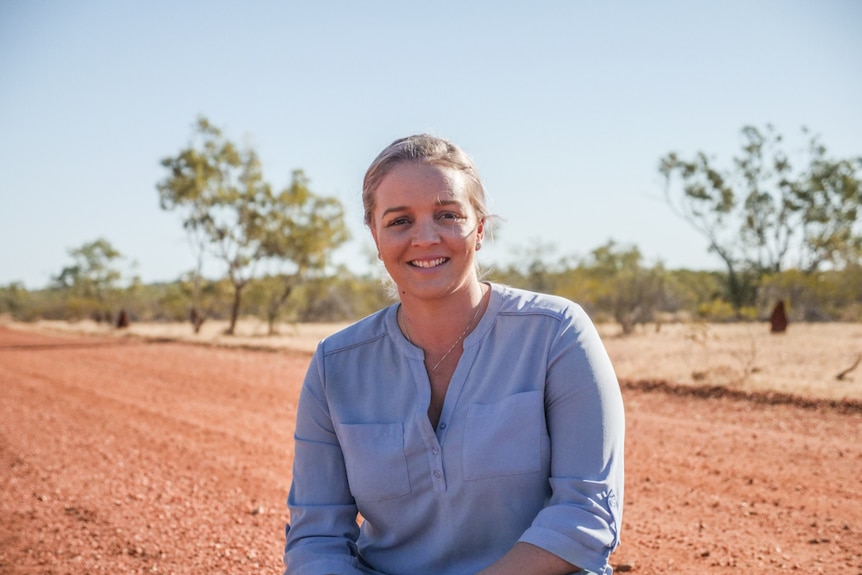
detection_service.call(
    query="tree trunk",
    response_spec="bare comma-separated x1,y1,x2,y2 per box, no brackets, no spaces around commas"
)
190,306,205,334
726,265,744,315
267,313,277,337
190,248,206,334
266,277,295,336
227,283,244,336
712,244,753,317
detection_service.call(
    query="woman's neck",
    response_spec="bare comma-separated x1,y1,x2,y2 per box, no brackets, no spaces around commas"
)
398,281,489,351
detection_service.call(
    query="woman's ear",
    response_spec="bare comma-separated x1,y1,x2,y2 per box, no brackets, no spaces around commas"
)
367,225,381,259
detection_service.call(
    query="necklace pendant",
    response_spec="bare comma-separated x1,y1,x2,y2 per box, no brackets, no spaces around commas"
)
399,296,484,375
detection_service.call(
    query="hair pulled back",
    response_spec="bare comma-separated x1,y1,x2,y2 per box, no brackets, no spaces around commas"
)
362,134,490,228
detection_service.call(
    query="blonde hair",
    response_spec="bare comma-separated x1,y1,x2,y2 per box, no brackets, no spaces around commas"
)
362,134,491,228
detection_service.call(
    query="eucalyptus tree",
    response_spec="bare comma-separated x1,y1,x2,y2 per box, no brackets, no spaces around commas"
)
585,241,664,335
255,169,349,334
157,117,231,331
157,117,349,335
53,238,124,320
660,125,861,313
0,281,28,318
793,137,862,272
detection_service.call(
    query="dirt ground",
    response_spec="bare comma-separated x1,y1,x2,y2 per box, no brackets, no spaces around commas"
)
1,324,861,574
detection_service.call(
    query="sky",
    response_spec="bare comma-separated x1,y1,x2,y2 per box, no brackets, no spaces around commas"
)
1,1,861,289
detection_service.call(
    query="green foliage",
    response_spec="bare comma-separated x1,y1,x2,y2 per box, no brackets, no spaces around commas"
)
253,170,351,333
489,239,667,334
144,275,232,324
53,238,123,297
696,299,757,322
579,241,665,334
759,266,862,322
157,117,349,334
157,117,272,333
49,238,125,321
485,240,563,300
5,258,861,326
659,269,724,318
794,143,862,271
0,282,32,320
7,231,860,327
660,125,862,312
696,299,737,322
0,282,25,313
244,268,392,327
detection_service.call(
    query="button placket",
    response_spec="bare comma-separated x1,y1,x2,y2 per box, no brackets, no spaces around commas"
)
428,437,446,490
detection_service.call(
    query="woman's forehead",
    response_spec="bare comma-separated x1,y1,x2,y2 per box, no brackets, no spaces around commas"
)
376,162,468,201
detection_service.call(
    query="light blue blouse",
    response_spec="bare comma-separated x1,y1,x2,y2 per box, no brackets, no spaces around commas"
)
284,283,624,575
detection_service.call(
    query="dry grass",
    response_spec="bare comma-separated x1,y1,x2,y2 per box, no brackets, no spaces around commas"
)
6,316,862,401
598,321,862,401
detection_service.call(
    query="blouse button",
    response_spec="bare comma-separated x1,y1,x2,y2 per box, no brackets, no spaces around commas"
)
433,470,442,478
439,422,447,429
432,447,439,455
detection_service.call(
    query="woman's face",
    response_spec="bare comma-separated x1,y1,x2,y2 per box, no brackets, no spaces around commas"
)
370,161,484,303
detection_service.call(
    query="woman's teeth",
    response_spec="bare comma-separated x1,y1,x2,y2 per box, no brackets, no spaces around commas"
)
411,258,447,268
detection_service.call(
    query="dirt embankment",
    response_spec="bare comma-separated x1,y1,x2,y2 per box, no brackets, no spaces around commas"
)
1,325,860,574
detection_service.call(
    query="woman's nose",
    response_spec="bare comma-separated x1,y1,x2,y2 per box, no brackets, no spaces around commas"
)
411,217,441,246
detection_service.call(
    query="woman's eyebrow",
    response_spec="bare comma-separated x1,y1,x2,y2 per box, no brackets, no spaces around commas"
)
381,206,409,218
381,199,461,218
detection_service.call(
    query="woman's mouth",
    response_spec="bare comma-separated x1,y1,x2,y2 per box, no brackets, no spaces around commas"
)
409,257,448,268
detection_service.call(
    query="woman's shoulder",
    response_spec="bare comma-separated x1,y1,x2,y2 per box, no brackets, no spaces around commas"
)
489,284,604,350
492,283,586,319
317,304,396,355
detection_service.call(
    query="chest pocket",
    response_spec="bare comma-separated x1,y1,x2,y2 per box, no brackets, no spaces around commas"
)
463,390,545,480
335,422,412,501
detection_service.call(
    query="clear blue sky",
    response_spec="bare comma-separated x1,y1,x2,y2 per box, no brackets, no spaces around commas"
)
2,1,860,289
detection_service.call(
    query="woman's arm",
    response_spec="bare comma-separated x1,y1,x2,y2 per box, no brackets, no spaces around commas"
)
513,305,625,574
476,542,579,575
283,347,366,575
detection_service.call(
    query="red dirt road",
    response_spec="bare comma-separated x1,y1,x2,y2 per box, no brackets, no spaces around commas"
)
1,326,860,574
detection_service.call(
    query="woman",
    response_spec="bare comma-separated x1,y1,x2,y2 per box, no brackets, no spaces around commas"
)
284,135,624,575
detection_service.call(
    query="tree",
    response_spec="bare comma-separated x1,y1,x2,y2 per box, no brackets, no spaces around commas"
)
157,116,348,335
793,137,862,272
660,125,862,313
255,170,349,334
157,117,256,334
156,273,231,324
0,281,29,319
584,241,664,335
489,239,563,295
52,238,124,321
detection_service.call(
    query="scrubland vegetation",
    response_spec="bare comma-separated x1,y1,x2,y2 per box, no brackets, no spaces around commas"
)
3,121,859,334
2,255,860,334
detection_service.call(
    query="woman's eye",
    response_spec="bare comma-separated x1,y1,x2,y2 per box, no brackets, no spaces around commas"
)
438,212,462,221
387,217,410,227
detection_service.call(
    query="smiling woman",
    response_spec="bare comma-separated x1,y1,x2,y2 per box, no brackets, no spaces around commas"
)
371,161,484,311
282,135,625,575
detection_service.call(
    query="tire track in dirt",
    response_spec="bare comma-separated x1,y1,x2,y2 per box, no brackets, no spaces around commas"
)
1,326,860,574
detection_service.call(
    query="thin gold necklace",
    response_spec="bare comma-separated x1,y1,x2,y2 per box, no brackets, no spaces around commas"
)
400,303,483,374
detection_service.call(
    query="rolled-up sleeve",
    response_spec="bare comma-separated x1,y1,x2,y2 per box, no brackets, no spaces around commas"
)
518,308,625,575
284,345,366,575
